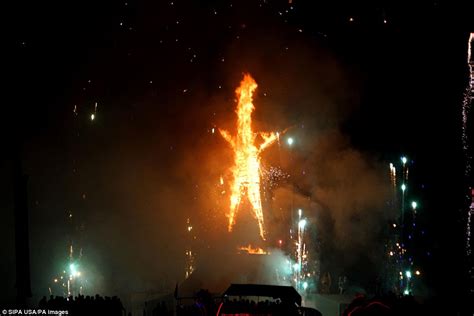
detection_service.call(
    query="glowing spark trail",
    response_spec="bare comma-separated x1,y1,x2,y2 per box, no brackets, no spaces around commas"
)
220,74,278,240
389,163,397,192
184,218,195,279
462,33,474,177
463,33,474,278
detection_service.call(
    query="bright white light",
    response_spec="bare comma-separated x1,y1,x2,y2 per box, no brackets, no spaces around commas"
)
303,282,308,290
299,219,307,229
287,137,294,146
298,209,302,217
406,271,412,278
69,263,76,275
411,201,417,210
90,113,95,121
401,156,407,164
293,263,300,271
401,184,406,192
403,289,409,295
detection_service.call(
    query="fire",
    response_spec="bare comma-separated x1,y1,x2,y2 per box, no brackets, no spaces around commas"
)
238,245,269,255
220,74,278,240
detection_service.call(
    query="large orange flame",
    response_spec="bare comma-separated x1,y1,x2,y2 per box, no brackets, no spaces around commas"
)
238,245,270,255
220,74,278,240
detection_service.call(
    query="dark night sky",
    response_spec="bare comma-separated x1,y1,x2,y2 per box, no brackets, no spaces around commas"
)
3,0,474,308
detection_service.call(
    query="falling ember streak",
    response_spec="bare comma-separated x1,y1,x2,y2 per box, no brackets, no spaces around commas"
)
220,74,278,240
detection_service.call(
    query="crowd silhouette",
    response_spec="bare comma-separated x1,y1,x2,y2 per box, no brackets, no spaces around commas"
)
39,294,125,316
173,287,313,316
36,289,436,315
221,298,301,316
176,289,217,316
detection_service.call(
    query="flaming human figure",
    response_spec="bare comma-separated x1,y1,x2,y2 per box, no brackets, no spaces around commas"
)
220,74,278,240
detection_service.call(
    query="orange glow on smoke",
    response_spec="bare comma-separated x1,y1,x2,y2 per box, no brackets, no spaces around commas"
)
238,244,269,255
220,74,278,240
